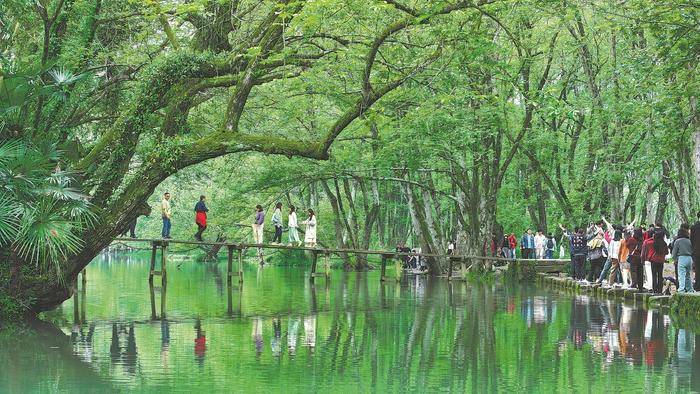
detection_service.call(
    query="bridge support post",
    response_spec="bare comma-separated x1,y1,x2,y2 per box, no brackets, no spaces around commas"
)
448,257,466,281
237,247,244,283
225,245,244,284
72,277,80,324
227,245,233,285
161,242,168,286
380,255,387,281
447,256,454,280
380,254,398,282
310,250,319,283
160,280,167,319
148,242,157,284
149,283,157,320
81,268,87,288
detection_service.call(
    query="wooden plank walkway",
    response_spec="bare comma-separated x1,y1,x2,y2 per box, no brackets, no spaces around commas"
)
112,237,570,283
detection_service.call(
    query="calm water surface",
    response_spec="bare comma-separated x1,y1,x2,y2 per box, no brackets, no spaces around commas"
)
1,252,699,393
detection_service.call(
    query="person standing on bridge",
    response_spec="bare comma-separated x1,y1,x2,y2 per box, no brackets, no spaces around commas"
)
288,205,301,246
253,205,265,244
271,202,283,244
161,192,172,239
520,229,535,259
545,233,556,259
560,224,588,280
690,211,700,291
302,209,317,247
641,229,669,293
194,195,208,242
508,233,517,259
534,231,547,259
672,226,694,293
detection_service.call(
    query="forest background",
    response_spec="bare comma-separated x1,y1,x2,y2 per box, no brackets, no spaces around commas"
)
0,0,698,315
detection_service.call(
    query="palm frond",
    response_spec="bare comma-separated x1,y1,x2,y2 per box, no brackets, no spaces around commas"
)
0,191,21,243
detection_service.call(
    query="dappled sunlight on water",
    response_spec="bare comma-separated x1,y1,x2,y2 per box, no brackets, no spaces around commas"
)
1,252,699,392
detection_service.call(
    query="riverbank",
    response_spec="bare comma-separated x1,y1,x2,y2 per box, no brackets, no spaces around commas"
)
535,273,700,330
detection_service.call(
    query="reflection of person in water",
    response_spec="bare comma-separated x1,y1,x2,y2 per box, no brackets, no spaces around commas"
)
161,320,171,371
622,306,646,365
693,333,700,389
568,297,589,349
645,311,666,369
194,319,206,367
110,323,120,364
271,318,282,358
252,318,264,357
303,315,316,353
288,317,300,358
123,324,138,375
674,329,695,382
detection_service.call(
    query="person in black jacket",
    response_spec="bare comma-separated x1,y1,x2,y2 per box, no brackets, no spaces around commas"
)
690,212,700,291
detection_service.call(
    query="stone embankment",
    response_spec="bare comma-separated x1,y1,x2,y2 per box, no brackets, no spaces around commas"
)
536,273,700,324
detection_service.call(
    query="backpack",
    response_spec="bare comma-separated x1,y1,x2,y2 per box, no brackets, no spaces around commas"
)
572,234,585,253
546,238,554,250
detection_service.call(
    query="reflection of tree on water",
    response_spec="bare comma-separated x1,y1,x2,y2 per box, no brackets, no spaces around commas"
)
206,262,225,296
194,319,206,367
1,321,114,392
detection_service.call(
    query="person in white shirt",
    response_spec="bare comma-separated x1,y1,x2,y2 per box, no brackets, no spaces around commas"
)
302,209,317,247
607,229,623,286
287,206,301,246
161,192,172,239
534,231,547,259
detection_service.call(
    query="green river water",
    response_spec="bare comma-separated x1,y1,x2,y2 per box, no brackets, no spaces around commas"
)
1,252,698,393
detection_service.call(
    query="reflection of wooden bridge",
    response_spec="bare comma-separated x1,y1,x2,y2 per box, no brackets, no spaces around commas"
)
112,238,569,284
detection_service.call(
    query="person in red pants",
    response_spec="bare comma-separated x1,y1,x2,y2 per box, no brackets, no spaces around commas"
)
194,195,209,241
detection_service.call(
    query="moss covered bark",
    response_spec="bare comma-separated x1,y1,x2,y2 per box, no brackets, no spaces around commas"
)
670,293,700,330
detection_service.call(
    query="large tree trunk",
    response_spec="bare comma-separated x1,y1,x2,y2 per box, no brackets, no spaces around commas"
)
402,175,444,273
321,181,351,268
692,96,700,200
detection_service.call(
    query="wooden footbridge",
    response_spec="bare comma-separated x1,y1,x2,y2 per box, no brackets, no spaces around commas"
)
111,237,569,284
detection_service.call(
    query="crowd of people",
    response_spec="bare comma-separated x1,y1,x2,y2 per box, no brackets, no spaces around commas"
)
492,214,700,295
493,231,558,260
157,193,319,247
395,244,427,272
556,217,694,294
562,216,697,294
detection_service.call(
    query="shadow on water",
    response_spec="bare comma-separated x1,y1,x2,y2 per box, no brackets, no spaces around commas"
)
0,320,115,392
2,253,700,391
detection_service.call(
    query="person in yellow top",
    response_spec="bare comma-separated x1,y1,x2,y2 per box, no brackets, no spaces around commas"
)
161,192,172,239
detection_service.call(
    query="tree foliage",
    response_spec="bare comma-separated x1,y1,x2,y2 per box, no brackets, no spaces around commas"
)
0,0,698,314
